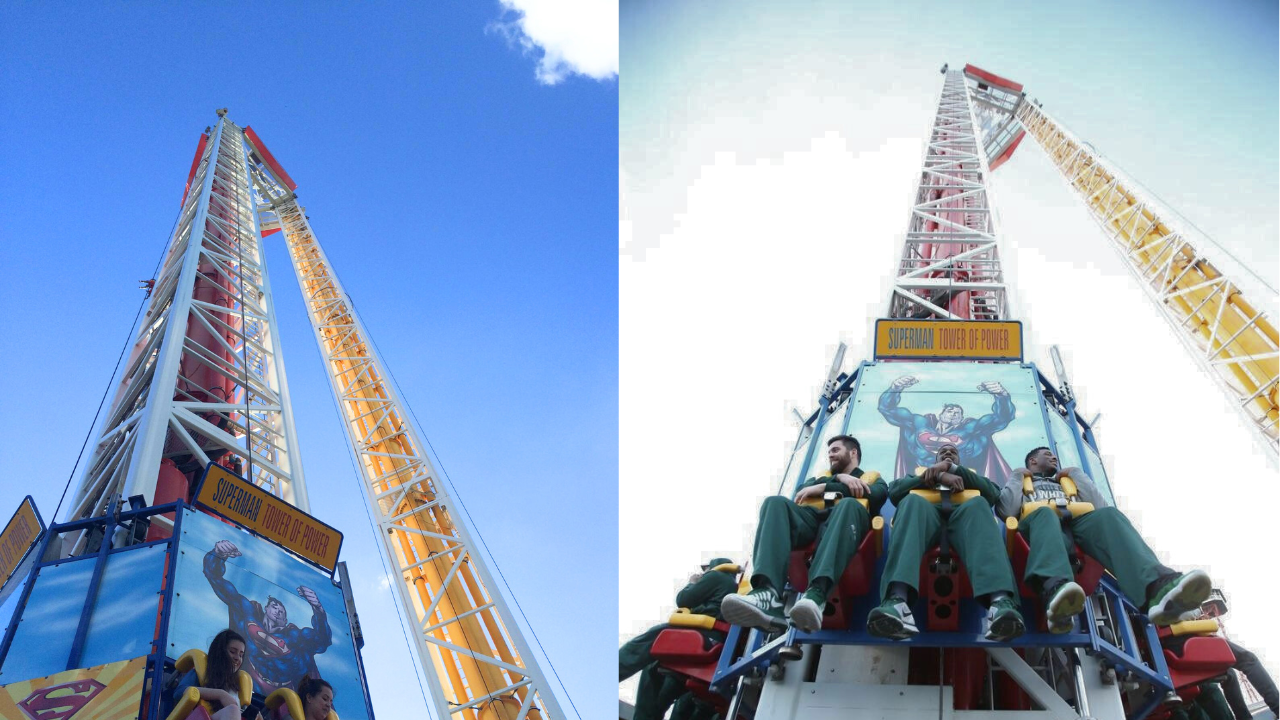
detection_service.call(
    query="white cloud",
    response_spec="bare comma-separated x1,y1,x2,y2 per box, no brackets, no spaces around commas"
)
491,0,618,85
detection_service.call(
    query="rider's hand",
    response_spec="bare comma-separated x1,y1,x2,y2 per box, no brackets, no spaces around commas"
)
794,484,825,503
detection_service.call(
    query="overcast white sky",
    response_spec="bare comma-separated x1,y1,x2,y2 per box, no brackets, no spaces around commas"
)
619,0,1278,703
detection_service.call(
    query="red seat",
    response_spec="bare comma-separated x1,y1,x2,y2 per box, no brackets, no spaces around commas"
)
785,518,883,630
916,547,974,632
1160,634,1236,691
650,627,729,713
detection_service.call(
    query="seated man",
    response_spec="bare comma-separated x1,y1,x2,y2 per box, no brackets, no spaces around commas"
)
620,558,739,720
998,445,1208,630
721,435,887,633
999,447,1211,630
868,443,1025,641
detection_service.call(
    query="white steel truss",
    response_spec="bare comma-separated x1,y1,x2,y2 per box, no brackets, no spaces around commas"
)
890,70,1009,321
68,117,307,540
249,174,562,720
1013,101,1279,459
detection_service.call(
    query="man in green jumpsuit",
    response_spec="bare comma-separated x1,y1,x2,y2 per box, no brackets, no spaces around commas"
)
999,447,1211,629
721,435,888,634
867,443,1025,641
620,558,738,720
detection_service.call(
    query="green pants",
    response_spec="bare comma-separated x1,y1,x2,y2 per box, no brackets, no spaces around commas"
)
880,494,1016,600
620,624,666,680
1019,506,1171,605
634,667,687,720
670,693,718,720
751,495,872,592
1172,683,1235,720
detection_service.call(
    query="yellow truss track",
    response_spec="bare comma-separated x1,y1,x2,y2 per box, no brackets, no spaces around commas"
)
272,196,550,720
1018,103,1278,454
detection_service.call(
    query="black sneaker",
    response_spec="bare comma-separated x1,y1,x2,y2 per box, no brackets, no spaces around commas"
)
721,587,784,630
867,598,918,640
1147,570,1211,626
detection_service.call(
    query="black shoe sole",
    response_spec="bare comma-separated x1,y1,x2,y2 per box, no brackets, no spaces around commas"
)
986,613,1026,641
867,611,918,640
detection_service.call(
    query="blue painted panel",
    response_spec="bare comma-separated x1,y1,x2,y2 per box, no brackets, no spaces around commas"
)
1079,438,1116,505
80,542,167,667
1046,409,1083,472
0,556,94,683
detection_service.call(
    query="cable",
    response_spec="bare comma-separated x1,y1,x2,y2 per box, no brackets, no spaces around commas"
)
295,234,437,719
325,379,436,719
228,123,255,488
351,297,584,720
341,299,504,718
52,166,191,524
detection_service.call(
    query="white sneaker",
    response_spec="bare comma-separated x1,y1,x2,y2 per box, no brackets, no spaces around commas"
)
721,587,784,630
790,591,826,633
1045,581,1085,634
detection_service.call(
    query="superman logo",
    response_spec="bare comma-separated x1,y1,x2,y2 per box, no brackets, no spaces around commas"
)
18,679,105,720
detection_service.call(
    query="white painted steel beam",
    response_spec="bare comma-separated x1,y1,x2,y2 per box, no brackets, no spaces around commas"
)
68,117,307,539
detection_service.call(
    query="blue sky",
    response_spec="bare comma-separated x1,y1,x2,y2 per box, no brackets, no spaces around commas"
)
620,0,1278,701
0,3,615,718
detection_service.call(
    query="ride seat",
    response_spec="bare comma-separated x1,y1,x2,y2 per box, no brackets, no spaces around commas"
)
904,483,981,633
785,511,885,630
165,649,254,720
650,619,732,713
265,688,340,720
1157,619,1236,692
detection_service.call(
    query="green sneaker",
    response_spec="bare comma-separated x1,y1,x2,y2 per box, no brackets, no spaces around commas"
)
721,587,784,630
1147,570,1211,626
985,596,1026,641
1045,581,1085,634
867,598,918,640
790,588,826,634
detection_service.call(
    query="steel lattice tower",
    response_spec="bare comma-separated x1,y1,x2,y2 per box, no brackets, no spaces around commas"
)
68,113,562,720
890,70,1010,322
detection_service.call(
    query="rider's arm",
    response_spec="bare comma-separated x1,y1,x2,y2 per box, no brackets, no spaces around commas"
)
996,480,1022,519
950,464,1001,505
866,474,889,515
1062,467,1110,508
887,474,924,506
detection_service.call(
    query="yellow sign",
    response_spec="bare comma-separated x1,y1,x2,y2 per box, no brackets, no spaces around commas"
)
0,497,43,592
0,655,146,720
874,319,1023,361
195,463,343,572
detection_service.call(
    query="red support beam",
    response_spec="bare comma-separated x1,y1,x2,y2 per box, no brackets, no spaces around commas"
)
243,126,298,191
963,64,1023,93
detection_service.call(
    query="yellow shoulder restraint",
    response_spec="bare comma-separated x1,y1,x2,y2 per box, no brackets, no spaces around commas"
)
1020,471,1094,520
797,470,880,510
909,466,980,504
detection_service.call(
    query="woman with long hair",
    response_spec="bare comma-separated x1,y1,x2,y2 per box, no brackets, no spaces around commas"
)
295,677,334,720
167,628,260,720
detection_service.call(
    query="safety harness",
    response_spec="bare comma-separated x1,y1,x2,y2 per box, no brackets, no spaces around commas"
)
796,470,882,513
1019,470,1095,574
908,465,980,571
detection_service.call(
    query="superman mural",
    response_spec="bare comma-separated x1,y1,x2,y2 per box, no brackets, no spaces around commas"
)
167,508,370,720
204,540,332,692
878,374,1016,487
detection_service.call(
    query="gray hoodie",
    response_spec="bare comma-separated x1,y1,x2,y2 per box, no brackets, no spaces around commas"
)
997,467,1108,520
